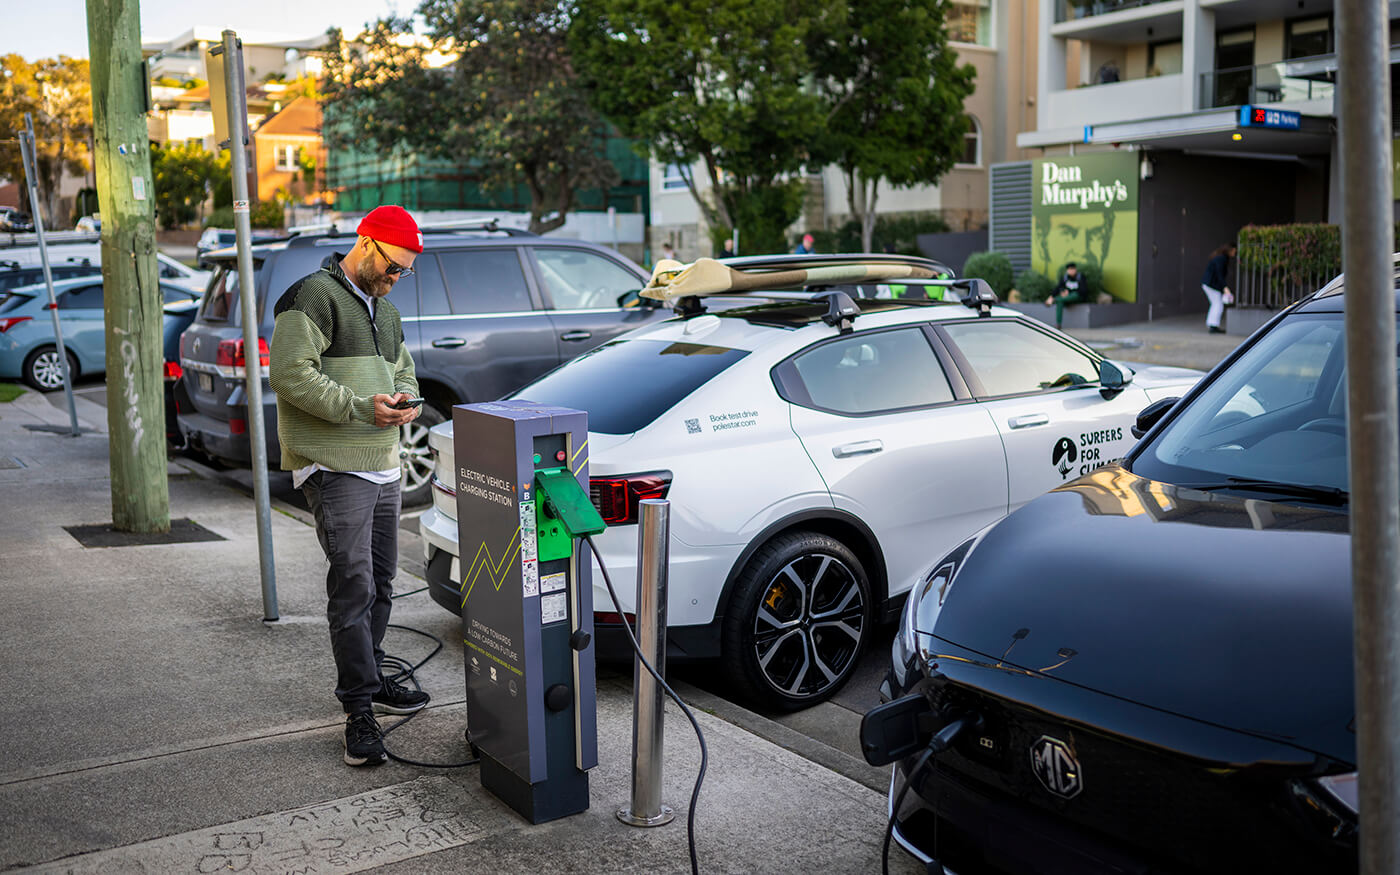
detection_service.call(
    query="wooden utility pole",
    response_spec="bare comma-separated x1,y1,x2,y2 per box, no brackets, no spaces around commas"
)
86,0,169,533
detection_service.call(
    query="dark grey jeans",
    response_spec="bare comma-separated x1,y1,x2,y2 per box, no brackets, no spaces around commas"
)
302,471,402,714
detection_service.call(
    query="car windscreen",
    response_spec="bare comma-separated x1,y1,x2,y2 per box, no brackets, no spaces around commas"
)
508,338,749,434
1131,312,1360,495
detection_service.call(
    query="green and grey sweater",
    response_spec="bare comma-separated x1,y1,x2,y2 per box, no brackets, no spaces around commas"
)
268,258,418,473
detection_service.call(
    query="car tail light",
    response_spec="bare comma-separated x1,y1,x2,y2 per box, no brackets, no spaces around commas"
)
230,417,247,435
215,337,269,379
589,472,672,525
163,361,183,381
0,316,32,332
595,611,637,626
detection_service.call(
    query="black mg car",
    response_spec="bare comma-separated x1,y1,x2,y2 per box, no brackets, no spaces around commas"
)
868,273,1372,873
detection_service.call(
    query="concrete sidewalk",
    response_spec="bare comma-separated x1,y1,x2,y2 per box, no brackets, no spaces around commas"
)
0,390,919,873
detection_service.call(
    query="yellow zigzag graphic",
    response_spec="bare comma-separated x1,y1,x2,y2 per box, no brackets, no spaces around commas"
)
460,527,522,607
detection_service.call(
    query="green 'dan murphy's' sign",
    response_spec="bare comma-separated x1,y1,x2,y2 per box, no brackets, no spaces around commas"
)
1032,151,1140,303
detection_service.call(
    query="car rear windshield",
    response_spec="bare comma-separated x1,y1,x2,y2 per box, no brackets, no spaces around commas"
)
509,338,749,434
200,260,263,322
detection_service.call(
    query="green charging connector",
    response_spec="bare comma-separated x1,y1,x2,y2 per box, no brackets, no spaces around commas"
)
534,468,607,561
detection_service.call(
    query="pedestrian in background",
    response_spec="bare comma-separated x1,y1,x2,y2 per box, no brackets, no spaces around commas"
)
1201,243,1236,334
1044,261,1086,330
660,241,676,262
793,233,816,255
268,204,430,767
717,237,736,258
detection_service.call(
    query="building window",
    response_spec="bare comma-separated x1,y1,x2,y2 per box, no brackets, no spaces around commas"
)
274,144,300,172
948,0,991,46
661,163,688,191
958,116,982,167
1148,40,1183,76
1286,16,1333,59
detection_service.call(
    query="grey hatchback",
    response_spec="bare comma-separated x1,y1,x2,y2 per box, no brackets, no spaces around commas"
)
176,221,663,506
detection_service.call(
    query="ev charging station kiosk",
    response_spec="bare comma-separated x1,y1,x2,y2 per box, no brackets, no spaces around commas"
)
452,401,604,823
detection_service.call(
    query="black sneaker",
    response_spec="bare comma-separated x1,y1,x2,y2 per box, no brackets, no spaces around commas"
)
343,711,387,767
372,676,430,715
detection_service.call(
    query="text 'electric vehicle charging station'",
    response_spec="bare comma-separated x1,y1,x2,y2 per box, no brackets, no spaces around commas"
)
453,401,606,824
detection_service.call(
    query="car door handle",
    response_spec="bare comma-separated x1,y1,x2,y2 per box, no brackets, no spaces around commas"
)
1008,413,1050,430
560,330,592,342
833,440,883,458
431,337,467,348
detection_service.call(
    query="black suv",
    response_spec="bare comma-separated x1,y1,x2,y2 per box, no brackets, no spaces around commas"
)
176,222,662,506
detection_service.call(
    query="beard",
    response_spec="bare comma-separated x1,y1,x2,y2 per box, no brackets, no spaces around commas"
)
353,259,395,298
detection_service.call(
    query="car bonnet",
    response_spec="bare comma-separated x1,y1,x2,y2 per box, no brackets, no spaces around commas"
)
926,466,1354,763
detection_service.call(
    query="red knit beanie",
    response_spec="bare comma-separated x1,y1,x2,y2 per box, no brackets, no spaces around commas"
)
357,205,423,253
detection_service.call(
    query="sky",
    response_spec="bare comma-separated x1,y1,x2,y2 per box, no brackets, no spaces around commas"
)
1,0,410,61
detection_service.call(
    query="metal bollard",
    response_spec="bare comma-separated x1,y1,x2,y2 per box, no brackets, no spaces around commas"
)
617,499,676,827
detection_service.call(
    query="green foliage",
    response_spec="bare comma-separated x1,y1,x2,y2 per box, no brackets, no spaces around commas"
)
152,142,218,229
808,0,976,250
0,54,92,228
322,4,620,234
571,0,831,250
202,201,284,230
1014,269,1054,301
1237,224,1341,288
962,250,1013,296
812,212,951,255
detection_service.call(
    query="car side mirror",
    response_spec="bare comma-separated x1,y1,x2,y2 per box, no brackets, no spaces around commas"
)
1132,397,1178,439
1098,359,1134,397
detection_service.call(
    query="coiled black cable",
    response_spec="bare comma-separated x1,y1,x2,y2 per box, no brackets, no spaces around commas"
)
377,620,479,768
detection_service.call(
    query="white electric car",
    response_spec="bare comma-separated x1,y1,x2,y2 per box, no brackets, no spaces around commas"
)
419,254,1204,709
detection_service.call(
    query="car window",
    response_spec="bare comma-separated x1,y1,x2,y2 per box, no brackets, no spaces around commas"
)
510,338,750,434
160,262,183,279
438,250,533,314
161,284,197,304
942,320,1099,396
1137,314,1353,491
789,328,953,414
58,283,104,310
416,255,451,317
534,248,640,310
201,265,241,320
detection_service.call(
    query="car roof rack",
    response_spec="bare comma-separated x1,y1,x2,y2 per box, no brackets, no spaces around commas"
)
651,256,995,322
282,216,535,246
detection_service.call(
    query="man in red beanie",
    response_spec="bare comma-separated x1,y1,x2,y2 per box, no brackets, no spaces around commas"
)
268,205,430,766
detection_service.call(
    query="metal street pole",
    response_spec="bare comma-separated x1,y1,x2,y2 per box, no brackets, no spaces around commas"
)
17,116,79,436
1337,0,1400,870
212,31,278,621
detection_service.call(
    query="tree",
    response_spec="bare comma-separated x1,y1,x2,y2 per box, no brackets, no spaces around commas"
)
151,141,228,229
322,3,619,235
570,0,835,254
0,54,92,228
809,0,976,252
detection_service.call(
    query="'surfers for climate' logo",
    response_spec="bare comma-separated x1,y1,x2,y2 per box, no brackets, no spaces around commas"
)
1052,437,1078,479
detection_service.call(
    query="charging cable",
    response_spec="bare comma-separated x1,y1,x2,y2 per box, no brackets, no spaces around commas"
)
882,715,975,875
377,603,479,768
586,534,708,875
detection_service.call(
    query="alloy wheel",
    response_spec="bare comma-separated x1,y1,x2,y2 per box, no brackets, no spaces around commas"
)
751,552,867,700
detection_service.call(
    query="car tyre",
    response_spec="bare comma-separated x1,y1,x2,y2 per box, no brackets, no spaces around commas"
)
22,346,78,392
400,401,446,508
722,530,872,712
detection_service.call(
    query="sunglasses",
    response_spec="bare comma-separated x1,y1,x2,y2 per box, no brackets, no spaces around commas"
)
370,239,415,278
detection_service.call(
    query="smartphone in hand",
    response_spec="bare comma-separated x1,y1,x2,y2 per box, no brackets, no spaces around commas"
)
392,396,424,410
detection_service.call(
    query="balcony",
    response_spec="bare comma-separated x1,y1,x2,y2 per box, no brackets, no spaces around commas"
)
1046,73,1188,127
1200,53,1340,109
1056,0,1170,23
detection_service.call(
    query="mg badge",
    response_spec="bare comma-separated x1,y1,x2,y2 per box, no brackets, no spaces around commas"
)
1030,735,1082,799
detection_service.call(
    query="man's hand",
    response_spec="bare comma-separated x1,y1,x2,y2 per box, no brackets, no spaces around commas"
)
373,393,420,427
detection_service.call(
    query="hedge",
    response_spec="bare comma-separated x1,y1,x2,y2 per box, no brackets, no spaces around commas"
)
1236,224,1341,289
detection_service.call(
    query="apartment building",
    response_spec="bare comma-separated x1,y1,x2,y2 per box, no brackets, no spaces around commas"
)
650,0,1041,262
994,0,1376,319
